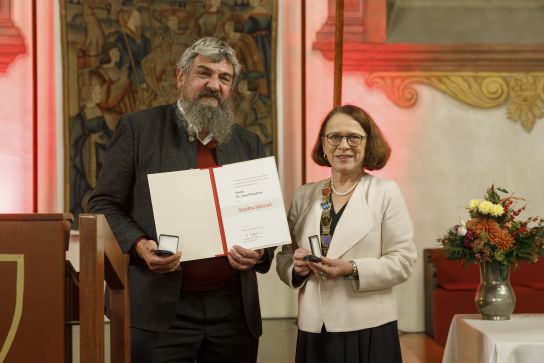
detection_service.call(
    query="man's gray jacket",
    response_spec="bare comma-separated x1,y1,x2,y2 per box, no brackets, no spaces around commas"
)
88,103,274,337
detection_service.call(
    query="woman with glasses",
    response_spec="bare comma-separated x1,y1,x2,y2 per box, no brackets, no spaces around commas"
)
277,105,417,363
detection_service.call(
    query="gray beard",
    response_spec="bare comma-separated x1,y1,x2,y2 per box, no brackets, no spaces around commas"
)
177,98,234,144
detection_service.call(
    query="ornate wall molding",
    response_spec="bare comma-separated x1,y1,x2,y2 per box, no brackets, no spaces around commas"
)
365,72,544,132
314,43,544,73
312,0,544,132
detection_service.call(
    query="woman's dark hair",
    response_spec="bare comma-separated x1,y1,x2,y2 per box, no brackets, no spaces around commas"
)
311,105,391,170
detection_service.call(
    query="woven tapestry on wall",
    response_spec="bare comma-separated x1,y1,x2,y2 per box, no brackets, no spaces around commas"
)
61,0,277,227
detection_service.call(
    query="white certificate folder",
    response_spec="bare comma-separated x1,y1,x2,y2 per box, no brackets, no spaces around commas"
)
148,156,291,261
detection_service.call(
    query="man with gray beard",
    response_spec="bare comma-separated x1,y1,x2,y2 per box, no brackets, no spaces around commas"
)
88,37,274,363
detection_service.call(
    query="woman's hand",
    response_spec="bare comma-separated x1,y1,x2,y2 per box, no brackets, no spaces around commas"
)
292,248,313,277
308,256,353,279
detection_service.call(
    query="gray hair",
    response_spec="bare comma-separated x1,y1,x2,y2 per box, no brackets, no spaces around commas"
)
177,37,241,82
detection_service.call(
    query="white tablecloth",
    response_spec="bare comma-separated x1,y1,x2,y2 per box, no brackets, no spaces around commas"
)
442,314,544,363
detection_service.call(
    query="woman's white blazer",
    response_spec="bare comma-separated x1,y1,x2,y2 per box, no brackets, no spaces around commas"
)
276,174,417,333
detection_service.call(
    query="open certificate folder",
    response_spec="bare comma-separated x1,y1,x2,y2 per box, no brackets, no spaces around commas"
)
148,156,291,261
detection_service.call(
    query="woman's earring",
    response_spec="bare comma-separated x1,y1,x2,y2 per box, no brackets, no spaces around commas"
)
323,152,327,160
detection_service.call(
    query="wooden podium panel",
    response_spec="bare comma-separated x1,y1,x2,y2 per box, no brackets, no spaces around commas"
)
0,214,72,363
79,213,130,363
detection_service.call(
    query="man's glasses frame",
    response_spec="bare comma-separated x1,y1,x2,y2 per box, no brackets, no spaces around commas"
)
323,133,367,147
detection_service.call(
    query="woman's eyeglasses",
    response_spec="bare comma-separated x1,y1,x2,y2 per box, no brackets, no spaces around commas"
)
323,133,366,147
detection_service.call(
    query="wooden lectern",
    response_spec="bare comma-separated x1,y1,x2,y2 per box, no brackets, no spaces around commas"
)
0,213,72,363
0,213,130,363
79,214,130,363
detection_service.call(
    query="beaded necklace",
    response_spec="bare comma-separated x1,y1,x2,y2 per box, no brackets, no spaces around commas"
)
331,177,360,196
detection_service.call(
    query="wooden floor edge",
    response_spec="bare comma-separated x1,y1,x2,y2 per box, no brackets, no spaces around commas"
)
399,333,444,363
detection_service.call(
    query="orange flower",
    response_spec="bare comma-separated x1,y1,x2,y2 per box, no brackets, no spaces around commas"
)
467,218,514,251
467,218,496,236
488,227,514,251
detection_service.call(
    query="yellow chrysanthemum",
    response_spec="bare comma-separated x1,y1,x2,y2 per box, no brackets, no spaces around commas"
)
490,204,504,217
478,201,495,214
468,199,481,210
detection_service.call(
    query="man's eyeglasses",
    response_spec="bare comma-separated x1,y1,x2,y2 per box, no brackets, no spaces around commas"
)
323,133,366,147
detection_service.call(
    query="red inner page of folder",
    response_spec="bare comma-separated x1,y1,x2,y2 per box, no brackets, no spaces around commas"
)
208,168,228,256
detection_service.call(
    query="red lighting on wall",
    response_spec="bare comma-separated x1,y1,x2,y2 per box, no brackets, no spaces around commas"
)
0,0,26,73
0,0,56,213
0,0,32,213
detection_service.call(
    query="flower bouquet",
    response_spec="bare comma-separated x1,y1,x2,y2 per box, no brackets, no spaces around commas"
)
438,185,544,267
437,185,544,320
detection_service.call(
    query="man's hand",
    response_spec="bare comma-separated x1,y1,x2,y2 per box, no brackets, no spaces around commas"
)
136,238,181,274
227,245,264,271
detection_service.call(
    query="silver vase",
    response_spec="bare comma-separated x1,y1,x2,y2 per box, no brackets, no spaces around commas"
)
474,260,516,320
